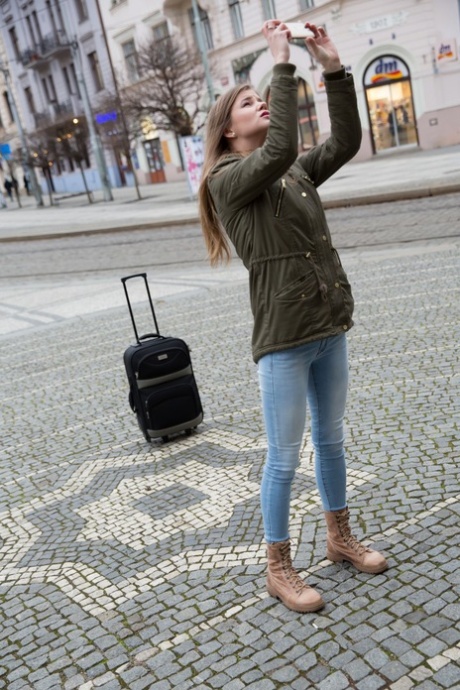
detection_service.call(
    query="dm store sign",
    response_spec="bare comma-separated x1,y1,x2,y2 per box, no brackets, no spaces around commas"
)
364,56,409,87
436,39,458,64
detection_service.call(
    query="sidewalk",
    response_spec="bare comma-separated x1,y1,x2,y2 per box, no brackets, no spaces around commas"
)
1,144,459,241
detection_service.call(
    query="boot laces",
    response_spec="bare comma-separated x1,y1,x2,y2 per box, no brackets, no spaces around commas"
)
336,511,368,556
279,542,310,595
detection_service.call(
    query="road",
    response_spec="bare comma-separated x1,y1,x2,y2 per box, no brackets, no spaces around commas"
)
1,194,459,337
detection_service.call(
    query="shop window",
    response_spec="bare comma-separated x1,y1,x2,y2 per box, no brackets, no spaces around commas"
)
299,0,315,9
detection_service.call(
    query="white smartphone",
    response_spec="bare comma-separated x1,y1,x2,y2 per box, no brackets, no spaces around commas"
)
284,22,313,39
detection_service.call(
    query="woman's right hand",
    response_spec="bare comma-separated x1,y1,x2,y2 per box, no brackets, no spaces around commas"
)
262,20,290,64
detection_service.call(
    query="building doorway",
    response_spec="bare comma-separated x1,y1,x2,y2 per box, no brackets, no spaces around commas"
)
364,55,418,153
143,139,166,183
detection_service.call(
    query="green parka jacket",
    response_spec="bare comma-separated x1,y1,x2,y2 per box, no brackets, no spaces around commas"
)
208,62,362,363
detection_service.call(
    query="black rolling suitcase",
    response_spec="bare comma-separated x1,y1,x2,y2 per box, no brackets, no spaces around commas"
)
121,273,203,442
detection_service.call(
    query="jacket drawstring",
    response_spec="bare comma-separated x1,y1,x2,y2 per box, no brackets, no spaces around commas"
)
251,251,329,303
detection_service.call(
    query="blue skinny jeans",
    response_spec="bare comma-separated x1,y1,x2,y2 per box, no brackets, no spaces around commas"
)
258,334,348,543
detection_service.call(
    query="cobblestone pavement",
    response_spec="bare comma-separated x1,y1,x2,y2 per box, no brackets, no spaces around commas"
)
1,196,460,689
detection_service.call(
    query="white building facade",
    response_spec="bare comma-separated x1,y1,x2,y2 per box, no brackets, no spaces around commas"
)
0,0,124,194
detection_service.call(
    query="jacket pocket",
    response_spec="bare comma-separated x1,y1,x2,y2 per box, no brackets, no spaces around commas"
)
274,273,318,303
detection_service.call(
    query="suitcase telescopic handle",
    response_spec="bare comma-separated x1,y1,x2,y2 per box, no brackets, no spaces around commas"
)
121,273,160,343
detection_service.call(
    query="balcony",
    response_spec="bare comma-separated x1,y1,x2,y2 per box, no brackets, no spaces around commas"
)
20,31,72,68
33,98,82,130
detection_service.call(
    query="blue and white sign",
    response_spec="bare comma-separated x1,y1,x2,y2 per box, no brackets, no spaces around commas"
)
0,143,12,159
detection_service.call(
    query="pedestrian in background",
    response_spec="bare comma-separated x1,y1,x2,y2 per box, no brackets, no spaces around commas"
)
23,173,30,195
4,177,13,200
199,20,388,613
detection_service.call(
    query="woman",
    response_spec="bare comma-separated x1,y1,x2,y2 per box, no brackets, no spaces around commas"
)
199,20,387,613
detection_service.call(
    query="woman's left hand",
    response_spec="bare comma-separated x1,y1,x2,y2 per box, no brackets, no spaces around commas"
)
304,23,342,74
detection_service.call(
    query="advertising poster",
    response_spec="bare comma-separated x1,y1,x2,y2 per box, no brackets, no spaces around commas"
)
179,135,204,198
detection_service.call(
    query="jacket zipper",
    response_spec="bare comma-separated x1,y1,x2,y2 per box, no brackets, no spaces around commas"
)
274,178,286,217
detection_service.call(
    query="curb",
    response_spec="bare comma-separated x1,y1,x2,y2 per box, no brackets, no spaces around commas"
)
321,182,460,209
1,184,459,243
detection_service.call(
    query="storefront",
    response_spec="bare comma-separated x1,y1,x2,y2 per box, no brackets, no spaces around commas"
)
363,55,418,154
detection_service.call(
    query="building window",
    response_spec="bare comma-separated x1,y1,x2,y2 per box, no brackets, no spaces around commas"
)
24,86,36,114
75,0,88,22
32,11,43,42
69,62,81,98
46,0,58,38
48,75,57,102
152,21,169,42
88,51,104,91
41,77,51,102
62,66,72,95
228,0,244,40
188,6,214,51
122,39,139,81
3,91,14,123
8,27,21,60
299,0,315,8
262,0,277,20
26,16,37,47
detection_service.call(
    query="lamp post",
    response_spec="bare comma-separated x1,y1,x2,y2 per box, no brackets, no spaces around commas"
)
70,40,113,202
57,0,113,201
0,60,43,207
191,0,215,104
94,0,141,200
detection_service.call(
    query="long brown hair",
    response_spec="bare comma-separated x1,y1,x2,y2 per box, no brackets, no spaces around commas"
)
199,84,251,266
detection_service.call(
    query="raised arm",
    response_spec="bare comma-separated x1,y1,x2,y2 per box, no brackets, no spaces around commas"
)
298,23,362,186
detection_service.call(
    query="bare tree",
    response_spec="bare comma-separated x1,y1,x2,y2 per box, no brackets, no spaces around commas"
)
121,36,207,138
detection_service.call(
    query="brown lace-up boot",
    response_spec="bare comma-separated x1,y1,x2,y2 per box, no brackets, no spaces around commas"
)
325,507,388,574
266,540,325,612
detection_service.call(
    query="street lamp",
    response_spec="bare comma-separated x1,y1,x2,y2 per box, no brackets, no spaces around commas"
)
0,60,44,207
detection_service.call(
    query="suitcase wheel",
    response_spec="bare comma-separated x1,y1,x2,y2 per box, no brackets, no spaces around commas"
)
186,429,192,436
162,435,169,443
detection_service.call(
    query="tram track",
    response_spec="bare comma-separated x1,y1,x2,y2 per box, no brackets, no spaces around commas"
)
1,194,459,281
